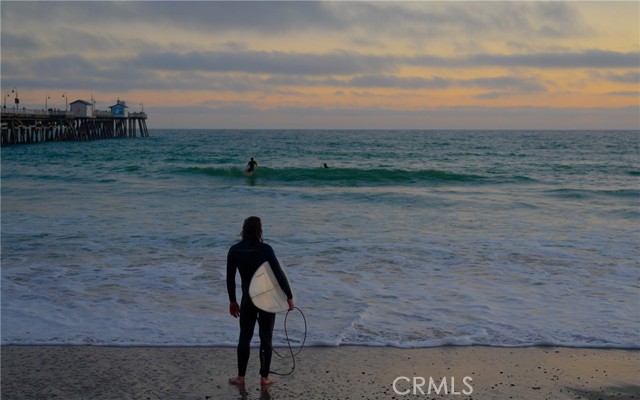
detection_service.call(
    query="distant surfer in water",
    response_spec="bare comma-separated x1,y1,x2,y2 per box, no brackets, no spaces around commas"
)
246,158,258,173
227,216,294,387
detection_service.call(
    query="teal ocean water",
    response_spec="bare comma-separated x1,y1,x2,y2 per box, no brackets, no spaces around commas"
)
1,130,638,348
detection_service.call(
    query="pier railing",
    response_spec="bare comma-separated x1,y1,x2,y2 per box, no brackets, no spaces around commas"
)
1,108,58,117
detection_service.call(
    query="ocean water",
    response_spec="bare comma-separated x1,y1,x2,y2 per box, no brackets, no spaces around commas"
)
1,130,638,349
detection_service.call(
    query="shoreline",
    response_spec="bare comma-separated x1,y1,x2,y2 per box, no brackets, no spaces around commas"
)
2,345,638,399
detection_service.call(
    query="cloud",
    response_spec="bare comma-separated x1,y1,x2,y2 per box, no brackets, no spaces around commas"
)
1,1,598,52
2,1,344,37
2,42,631,95
335,75,546,92
31,54,97,77
463,76,546,92
323,2,591,41
410,50,639,69
346,75,451,90
474,92,513,100
0,32,40,52
603,71,640,84
119,49,640,77
1,1,637,129
603,91,639,97
47,29,128,53
136,2,344,35
467,50,639,69
125,49,399,76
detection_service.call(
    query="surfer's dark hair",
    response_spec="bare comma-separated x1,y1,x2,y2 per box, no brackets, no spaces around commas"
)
242,216,263,242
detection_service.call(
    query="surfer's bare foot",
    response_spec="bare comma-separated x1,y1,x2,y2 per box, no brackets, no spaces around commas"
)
260,377,277,387
229,376,245,386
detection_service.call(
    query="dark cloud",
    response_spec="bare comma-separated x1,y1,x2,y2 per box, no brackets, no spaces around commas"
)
0,32,40,52
338,74,546,93
31,54,98,77
48,29,127,53
467,50,639,69
474,91,512,100
2,1,343,36
463,76,546,92
347,75,451,89
123,48,639,77
136,2,344,34
126,50,398,75
410,50,639,69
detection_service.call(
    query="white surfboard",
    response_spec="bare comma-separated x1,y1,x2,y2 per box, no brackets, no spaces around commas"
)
249,261,292,313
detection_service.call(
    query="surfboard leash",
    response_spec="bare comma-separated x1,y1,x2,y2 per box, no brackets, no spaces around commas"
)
270,306,307,376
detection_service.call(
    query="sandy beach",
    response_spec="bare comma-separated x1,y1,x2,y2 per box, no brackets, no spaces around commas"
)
1,345,638,399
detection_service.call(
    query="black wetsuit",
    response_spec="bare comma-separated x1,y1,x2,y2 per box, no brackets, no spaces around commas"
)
247,160,257,173
226,239,293,377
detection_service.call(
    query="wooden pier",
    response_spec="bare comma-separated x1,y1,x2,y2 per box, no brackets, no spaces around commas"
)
1,108,149,146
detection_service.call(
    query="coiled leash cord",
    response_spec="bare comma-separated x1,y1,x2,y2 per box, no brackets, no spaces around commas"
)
269,307,307,376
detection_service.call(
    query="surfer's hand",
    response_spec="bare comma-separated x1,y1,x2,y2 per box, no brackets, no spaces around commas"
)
230,302,240,318
287,298,295,311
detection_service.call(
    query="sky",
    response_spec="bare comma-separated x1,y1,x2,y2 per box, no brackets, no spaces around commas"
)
1,1,639,130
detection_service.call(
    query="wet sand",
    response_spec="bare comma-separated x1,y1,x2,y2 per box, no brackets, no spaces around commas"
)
1,345,638,399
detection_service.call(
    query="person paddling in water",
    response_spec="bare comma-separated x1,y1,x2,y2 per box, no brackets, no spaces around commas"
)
246,157,258,173
227,216,294,387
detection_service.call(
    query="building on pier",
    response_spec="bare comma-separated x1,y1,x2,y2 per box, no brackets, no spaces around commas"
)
109,99,128,118
70,99,95,118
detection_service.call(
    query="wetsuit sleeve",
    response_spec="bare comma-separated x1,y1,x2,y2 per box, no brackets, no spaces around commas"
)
265,246,293,300
226,248,238,303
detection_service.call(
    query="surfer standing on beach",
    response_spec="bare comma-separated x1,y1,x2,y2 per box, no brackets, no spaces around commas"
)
226,216,294,387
